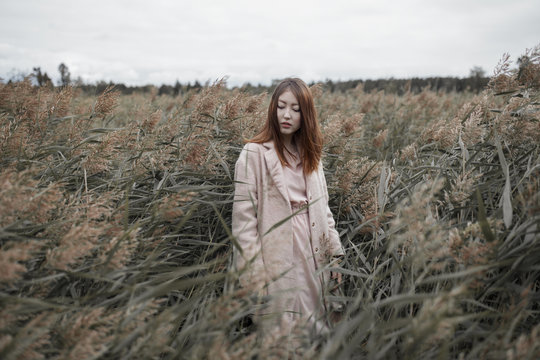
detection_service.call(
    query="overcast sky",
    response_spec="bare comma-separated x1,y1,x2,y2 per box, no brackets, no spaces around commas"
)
1,0,539,87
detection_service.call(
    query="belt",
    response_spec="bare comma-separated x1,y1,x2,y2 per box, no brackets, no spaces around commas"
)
291,200,309,214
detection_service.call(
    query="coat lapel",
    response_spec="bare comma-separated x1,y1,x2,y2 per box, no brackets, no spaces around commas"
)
263,141,290,202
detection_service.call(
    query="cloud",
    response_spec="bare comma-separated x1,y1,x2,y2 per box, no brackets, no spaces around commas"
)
1,0,539,86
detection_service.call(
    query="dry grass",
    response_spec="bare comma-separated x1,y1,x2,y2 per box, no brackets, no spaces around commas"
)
0,45,539,359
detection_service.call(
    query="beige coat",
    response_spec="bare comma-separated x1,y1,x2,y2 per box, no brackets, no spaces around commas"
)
232,141,344,293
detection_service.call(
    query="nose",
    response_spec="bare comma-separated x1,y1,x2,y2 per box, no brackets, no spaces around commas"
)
284,108,291,119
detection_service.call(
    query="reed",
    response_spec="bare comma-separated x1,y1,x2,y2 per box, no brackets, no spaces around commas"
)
0,45,539,359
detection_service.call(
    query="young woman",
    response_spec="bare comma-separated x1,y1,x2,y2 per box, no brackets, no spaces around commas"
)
232,78,344,334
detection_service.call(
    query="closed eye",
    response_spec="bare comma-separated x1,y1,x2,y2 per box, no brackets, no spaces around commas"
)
278,103,300,112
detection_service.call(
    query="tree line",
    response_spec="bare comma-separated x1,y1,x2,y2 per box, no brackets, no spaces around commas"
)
21,63,490,95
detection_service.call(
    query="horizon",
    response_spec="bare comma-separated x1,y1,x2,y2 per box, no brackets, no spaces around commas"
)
2,63,494,89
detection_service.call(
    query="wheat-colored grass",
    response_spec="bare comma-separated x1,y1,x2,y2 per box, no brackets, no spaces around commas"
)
0,45,539,359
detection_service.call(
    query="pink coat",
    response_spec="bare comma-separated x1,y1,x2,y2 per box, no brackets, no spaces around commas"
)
232,141,344,292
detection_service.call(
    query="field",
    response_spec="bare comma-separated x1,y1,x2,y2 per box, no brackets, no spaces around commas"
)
1,46,539,359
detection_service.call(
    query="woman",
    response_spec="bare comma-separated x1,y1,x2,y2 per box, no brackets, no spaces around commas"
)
232,78,344,334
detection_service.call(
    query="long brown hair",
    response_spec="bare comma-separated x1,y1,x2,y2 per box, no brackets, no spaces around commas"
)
250,78,323,174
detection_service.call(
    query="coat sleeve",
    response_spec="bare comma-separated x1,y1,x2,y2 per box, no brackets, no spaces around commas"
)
231,143,267,290
320,164,345,257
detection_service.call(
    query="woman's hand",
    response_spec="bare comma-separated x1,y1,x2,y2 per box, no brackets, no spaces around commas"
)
331,271,342,284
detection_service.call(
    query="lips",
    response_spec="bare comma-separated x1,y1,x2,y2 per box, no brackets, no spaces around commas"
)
281,122,291,128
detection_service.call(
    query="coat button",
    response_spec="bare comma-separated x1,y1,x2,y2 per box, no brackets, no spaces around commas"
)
314,247,319,253
312,222,315,227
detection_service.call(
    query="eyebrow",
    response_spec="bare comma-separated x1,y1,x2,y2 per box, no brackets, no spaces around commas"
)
278,99,299,106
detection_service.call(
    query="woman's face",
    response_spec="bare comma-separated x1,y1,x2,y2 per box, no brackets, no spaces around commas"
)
276,90,301,140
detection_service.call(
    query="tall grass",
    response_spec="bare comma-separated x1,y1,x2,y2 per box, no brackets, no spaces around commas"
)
1,45,539,359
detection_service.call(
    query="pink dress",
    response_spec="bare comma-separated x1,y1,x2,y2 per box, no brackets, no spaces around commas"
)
264,149,327,334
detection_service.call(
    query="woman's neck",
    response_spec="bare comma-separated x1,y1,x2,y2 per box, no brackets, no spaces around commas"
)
282,136,297,154
282,134,292,148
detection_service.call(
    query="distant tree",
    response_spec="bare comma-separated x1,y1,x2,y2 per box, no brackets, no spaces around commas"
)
73,76,85,87
325,79,335,92
96,80,112,93
174,80,182,96
469,66,485,78
468,66,488,93
32,67,53,87
158,84,173,96
58,63,71,87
